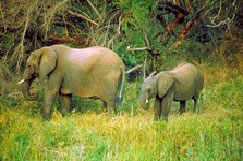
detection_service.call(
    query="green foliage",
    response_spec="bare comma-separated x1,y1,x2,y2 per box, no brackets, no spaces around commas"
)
205,75,243,109
112,0,160,69
43,118,75,148
11,133,29,161
71,97,102,113
82,131,112,160
0,33,13,58
0,95,24,108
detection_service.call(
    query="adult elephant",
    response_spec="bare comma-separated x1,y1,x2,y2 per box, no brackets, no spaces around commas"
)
21,44,125,120
139,63,204,120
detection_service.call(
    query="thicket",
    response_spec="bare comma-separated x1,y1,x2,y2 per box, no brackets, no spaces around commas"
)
0,0,242,75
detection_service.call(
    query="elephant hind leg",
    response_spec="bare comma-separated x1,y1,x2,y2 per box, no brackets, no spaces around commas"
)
179,101,186,114
60,93,72,116
193,96,198,113
102,101,108,112
105,97,117,115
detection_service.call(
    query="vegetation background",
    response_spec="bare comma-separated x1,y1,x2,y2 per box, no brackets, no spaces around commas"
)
0,0,242,160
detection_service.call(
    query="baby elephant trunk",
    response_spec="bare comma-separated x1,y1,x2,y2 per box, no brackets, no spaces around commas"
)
139,92,150,109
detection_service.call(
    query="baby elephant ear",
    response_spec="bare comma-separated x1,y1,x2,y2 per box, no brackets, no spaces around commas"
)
157,73,174,98
39,47,57,81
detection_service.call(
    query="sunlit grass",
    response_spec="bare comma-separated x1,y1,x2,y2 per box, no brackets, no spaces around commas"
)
0,63,242,160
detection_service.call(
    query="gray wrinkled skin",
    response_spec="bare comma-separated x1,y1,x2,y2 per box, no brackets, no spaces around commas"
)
139,63,204,120
22,45,125,120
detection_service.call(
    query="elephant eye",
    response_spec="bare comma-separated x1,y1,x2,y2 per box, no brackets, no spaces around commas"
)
28,65,31,68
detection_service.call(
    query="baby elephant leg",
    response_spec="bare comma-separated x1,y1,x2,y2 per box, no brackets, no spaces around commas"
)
192,91,200,113
60,93,72,116
154,96,162,120
179,101,186,114
161,89,174,121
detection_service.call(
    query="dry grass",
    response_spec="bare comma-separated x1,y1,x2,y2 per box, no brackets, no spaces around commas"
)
0,61,242,160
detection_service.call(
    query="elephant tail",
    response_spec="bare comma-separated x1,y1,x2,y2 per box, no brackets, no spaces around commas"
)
116,67,125,106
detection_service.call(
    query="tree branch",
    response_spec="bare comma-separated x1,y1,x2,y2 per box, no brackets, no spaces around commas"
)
156,14,168,31
159,1,189,15
86,0,102,20
45,34,82,46
67,10,99,26
126,46,151,51
125,64,143,74
171,3,208,48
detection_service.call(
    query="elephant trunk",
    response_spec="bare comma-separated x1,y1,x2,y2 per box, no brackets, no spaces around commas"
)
139,91,150,109
22,78,38,101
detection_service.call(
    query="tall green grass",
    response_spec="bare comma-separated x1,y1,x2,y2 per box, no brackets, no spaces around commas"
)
0,63,242,160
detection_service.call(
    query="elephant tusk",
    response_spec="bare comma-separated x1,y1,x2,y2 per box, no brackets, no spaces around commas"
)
146,99,149,104
17,79,25,84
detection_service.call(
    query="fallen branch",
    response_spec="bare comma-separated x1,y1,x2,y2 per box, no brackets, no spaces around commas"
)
126,46,151,51
125,64,143,74
148,71,157,77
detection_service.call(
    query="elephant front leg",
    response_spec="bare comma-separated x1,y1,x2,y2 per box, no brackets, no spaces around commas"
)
60,93,72,116
179,101,186,114
154,96,161,120
42,74,62,120
43,90,58,120
161,89,174,121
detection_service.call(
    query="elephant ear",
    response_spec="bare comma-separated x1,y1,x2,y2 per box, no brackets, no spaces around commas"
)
157,73,174,98
39,47,57,81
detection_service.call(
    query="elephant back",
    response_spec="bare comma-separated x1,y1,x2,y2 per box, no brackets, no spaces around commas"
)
169,63,202,100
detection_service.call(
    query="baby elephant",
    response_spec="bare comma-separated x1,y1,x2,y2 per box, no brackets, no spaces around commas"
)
139,63,204,120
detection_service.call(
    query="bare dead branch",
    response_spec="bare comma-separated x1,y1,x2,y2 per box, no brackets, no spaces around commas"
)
173,0,181,6
185,0,194,13
125,64,143,74
156,14,168,31
159,1,189,15
67,10,99,26
126,46,151,51
171,3,208,48
148,71,157,77
86,0,102,20
206,0,236,32
162,13,185,45
0,3,7,33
